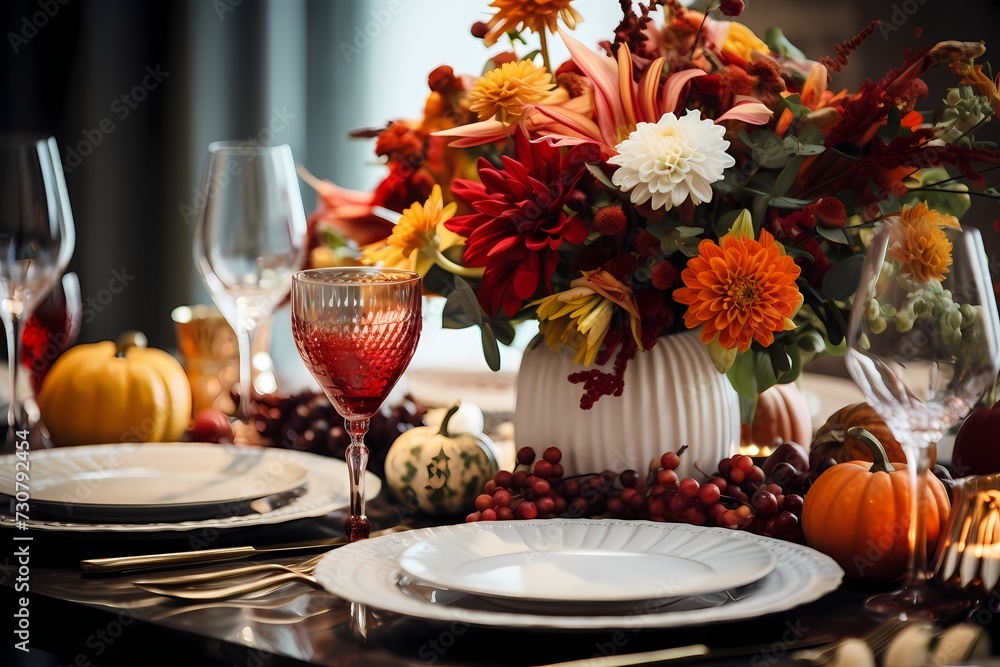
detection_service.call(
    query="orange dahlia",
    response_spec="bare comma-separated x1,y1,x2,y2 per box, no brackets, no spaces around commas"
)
887,202,960,284
482,0,582,47
674,230,802,352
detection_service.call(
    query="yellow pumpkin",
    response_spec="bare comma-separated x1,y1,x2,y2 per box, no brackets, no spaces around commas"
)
38,332,192,446
384,403,499,515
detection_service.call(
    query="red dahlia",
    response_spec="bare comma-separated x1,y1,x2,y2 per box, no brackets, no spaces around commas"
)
446,132,600,316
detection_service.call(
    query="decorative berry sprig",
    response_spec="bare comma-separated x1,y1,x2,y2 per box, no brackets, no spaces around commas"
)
467,444,812,543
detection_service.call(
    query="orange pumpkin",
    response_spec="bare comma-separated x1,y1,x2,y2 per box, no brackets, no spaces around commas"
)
741,383,812,448
802,428,950,581
808,403,931,470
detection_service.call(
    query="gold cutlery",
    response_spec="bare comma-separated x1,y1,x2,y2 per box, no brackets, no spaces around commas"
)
81,525,409,574
792,615,908,665
134,570,321,600
536,635,836,667
131,553,325,587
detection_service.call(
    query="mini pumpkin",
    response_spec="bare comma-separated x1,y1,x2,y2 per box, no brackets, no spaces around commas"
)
808,402,930,469
802,428,950,581
741,382,812,448
384,402,499,515
38,332,192,446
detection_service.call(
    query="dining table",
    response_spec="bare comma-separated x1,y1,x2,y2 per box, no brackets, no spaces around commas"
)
3,487,1000,667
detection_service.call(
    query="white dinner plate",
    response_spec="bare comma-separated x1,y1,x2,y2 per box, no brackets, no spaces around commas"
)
315,519,844,630
0,443,308,522
0,444,380,532
397,520,776,602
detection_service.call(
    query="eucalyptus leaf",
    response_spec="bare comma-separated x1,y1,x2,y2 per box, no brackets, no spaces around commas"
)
782,244,815,262
770,196,816,209
823,301,847,345
816,226,851,245
776,155,805,196
493,320,517,346
821,254,865,300
768,343,792,374
480,322,502,372
673,225,704,238
797,124,825,147
796,144,826,156
726,351,757,398
751,194,771,229
753,351,779,395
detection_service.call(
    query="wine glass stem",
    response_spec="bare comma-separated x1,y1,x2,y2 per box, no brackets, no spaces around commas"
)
235,323,257,423
903,442,931,585
2,307,25,446
345,418,371,541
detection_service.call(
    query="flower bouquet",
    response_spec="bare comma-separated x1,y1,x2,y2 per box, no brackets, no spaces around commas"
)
302,0,1000,410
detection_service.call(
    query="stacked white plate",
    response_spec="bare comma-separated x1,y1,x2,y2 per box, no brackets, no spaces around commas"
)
0,443,380,532
314,519,844,630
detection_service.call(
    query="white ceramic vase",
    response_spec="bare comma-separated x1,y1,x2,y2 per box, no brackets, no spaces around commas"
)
514,331,741,480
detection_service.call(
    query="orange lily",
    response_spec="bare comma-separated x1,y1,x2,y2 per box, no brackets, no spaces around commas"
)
435,28,772,157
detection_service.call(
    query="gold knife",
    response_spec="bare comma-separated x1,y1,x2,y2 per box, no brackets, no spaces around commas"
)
81,525,408,574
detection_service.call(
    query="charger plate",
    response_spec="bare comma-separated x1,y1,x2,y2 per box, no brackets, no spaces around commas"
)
315,519,843,630
0,444,379,532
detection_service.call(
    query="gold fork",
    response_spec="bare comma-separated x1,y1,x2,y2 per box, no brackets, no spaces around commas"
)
133,553,325,600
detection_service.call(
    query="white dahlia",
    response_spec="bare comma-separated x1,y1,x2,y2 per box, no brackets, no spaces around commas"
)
608,110,735,211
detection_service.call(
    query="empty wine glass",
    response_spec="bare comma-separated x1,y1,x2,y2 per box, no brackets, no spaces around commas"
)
0,134,76,444
291,268,422,541
846,220,1000,617
193,142,306,425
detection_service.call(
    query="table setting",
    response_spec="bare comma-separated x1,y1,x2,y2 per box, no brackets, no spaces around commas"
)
7,0,1000,665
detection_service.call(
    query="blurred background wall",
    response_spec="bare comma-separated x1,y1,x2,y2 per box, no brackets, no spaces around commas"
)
0,0,998,362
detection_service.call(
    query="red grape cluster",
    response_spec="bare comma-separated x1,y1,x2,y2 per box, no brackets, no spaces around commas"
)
466,443,812,542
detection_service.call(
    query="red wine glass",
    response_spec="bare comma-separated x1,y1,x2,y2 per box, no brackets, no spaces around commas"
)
291,267,421,541
21,272,82,397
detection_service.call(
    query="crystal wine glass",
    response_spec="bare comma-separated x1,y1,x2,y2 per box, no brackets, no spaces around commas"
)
193,142,306,425
0,134,76,445
291,268,422,541
846,221,1000,617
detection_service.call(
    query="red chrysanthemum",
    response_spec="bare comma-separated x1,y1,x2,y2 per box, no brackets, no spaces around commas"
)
446,132,599,316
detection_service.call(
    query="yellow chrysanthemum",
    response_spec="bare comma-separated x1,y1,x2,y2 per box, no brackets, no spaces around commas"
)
469,60,556,124
362,185,464,277
533,270,642,366
721,22,769,61
887,202,961,284
483,0,582,47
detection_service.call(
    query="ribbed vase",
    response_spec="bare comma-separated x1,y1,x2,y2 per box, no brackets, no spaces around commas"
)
514,332,741,480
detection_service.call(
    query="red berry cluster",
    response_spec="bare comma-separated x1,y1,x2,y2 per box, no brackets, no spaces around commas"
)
468,447,566,522
466,444,812,542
